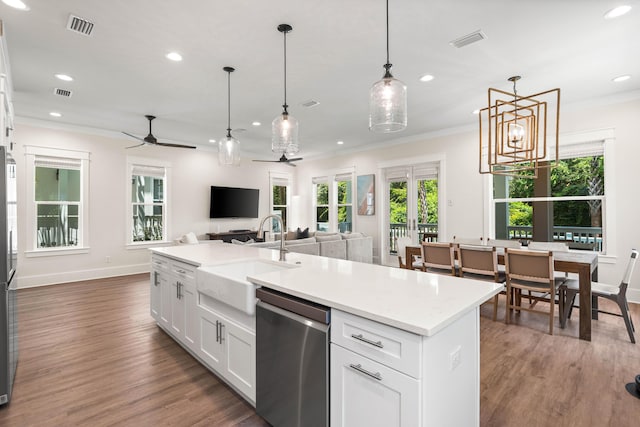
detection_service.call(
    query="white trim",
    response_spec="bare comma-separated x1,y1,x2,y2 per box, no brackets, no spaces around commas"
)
24,247,90,257
16,264,150,289
126,240,173,250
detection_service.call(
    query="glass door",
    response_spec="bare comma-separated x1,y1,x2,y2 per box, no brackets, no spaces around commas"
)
383,163,439,265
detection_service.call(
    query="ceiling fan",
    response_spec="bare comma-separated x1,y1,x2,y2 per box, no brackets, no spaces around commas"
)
122,115,197,149
253,154,303,167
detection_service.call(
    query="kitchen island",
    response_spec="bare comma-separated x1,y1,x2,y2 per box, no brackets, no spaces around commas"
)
150,242,502,427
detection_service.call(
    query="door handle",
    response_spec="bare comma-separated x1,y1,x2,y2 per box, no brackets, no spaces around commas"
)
349,363,382,381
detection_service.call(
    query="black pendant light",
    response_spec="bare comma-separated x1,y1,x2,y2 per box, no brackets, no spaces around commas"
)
272,24,299,155
218,66,240,166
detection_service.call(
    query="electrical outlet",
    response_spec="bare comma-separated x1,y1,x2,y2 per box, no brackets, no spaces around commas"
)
105,256,111,263
450,346,461,370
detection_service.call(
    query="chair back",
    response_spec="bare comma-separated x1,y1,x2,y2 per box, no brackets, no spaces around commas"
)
504,248,554,285
488,238,522,249
457,244,499,280
527,241,569,252
421,242,456,274
395,236,412,268
620,249,639,287
453,236,485,246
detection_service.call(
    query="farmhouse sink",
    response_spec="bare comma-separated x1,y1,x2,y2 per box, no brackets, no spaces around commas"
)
196,259,297,315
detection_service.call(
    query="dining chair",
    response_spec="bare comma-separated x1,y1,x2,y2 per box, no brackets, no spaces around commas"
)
421,242,457,276
559,249,638,343
504,248,571,335
453,236,486,246
527,241,571,282
396,236,424,270
487,238,522,249
457,244,505,320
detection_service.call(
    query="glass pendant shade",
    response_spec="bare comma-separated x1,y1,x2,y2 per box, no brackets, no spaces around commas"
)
218,135,240,166
271,111,299,155
508,122,525,146
369,75,407,133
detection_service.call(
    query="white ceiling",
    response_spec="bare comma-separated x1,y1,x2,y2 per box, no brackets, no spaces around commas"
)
2,0,639,159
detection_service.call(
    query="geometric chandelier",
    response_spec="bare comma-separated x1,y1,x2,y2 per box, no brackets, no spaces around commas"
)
478,76,561,178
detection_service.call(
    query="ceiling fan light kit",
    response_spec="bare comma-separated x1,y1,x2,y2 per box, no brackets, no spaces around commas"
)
272,23,300,156
218,66,241,166
478,75,560,178
369,0,407,133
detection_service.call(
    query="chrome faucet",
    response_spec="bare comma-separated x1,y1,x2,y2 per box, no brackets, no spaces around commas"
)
257,215,288,262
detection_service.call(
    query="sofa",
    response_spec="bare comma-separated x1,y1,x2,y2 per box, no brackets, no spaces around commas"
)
235,230,373,264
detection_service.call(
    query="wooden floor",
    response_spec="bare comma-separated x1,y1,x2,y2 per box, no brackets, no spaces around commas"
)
1,274,639,426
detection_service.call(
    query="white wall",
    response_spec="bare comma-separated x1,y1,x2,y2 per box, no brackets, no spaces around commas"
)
13,122,291,288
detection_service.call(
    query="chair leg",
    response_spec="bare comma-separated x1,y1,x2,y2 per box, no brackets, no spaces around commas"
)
549,294,554,335
492,294,498,321
616,296,636,344
558,288,565,329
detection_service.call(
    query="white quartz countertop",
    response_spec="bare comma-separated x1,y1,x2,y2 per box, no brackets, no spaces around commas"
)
151,242,502,336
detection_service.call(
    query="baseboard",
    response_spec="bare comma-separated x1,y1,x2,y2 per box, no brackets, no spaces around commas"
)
16,263,150,288
627,288,640,305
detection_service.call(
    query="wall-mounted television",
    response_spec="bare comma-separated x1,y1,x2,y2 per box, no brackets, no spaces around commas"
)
209,186,259,218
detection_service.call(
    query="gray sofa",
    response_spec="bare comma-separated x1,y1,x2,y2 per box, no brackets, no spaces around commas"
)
238,231,373,264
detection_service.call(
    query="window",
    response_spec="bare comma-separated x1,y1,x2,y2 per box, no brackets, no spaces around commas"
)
335,173,353,232
493,140,606,251
25,146,90,255
127,158,169,245
313,177,329,231
312,170,355,232
270,172,292,233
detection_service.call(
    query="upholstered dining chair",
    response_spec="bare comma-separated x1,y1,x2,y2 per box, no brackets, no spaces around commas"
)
487,238,522,249
421,242,457,276
527,241,571,282
457,244,505,320
396,236,424,271
504,248,572,335
453,236,486,246
559,249,638,343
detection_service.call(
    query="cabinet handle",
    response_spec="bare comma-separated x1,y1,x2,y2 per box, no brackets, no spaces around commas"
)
219,323,225,343
153,272,158,287
349,363,382,381
351,333,384,348
215,320,220,343
176,282,182,299
177,269,186,274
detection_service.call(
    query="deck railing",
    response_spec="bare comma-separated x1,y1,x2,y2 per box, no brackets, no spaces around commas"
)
389,223,438,253
507,225,603,251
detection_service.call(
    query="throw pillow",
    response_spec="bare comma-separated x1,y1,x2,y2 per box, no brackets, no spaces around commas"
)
296,227,310,239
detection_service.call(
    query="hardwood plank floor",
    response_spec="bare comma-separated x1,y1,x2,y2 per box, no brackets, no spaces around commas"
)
1,274,639,426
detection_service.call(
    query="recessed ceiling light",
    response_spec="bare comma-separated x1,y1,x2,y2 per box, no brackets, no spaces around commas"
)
419,74,434,82
472,109,480,115
208,139,216,143
612,74,631,83
604,5,632,19
166,52,183,62
49,112,62,117
252,121,261,126
337,140,344,145
2,0,29,10
55,73,73,82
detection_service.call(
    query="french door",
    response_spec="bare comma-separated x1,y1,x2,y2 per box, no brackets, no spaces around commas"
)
383,163,439,265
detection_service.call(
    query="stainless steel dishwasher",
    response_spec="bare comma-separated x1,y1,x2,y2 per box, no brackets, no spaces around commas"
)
256,287,330,427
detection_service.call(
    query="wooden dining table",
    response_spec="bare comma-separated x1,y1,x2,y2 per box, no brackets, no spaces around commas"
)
404,245,599,341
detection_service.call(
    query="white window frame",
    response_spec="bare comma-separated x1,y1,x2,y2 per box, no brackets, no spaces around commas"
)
335,172,354,233
126,156,171,248
269,171,292,233
24,146,90,257
484,128,616,259
312,176,329,232
312,167,355,233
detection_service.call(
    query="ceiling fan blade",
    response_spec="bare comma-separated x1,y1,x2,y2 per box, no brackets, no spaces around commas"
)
125,142,146,149
252,159,280,163
287,157,303,162
285,162,297,167
153,141,197,149
122,131,145,142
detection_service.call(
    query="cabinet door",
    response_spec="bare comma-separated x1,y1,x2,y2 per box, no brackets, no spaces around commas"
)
182,282,198,351
170,280,185,336
150,271,162,321
198,307,225,371
222,318,256,403
159,272,173,329
330,344,420,427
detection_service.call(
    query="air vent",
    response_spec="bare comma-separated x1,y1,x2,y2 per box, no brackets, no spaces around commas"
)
450,30,486,48
301,99,320,108
54,88,72,97
66,14,94,36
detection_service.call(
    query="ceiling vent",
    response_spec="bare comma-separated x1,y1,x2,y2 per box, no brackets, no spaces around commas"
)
301,99,320,108
54,88,72,97
66,14,94,36
450,30,486,48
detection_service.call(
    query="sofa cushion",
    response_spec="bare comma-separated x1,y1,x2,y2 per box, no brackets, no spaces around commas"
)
296,227,310,239
284,236,317,246
341,232,364,239
231,238,255,245
319,239,347,259
315,234,342,242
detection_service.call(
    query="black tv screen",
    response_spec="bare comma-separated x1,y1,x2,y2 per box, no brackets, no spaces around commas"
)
209,186,259,218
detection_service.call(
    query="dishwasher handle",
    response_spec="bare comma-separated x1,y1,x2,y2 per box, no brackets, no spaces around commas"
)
257,301,330,333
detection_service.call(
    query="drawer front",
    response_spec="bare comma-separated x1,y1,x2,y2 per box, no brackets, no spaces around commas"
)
331,309,421,378
151,255,170,272
171,260,197,284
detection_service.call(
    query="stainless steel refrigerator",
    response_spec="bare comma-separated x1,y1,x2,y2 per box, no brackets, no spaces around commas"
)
0,145,17,405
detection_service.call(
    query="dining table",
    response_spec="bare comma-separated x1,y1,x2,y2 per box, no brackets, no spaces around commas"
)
404,244,599,341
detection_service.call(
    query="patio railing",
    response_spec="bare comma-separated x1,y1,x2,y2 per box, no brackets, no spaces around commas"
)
389,222,438,253
507,225,603,251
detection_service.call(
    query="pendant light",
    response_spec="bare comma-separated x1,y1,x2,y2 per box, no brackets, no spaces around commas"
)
369,0,407,133
218,66,240,166
272,24,299,156
507,76,525,148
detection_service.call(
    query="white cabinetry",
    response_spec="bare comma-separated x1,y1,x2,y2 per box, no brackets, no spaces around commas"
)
198,297,256,404
0,25,14,152
331,308,480,427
